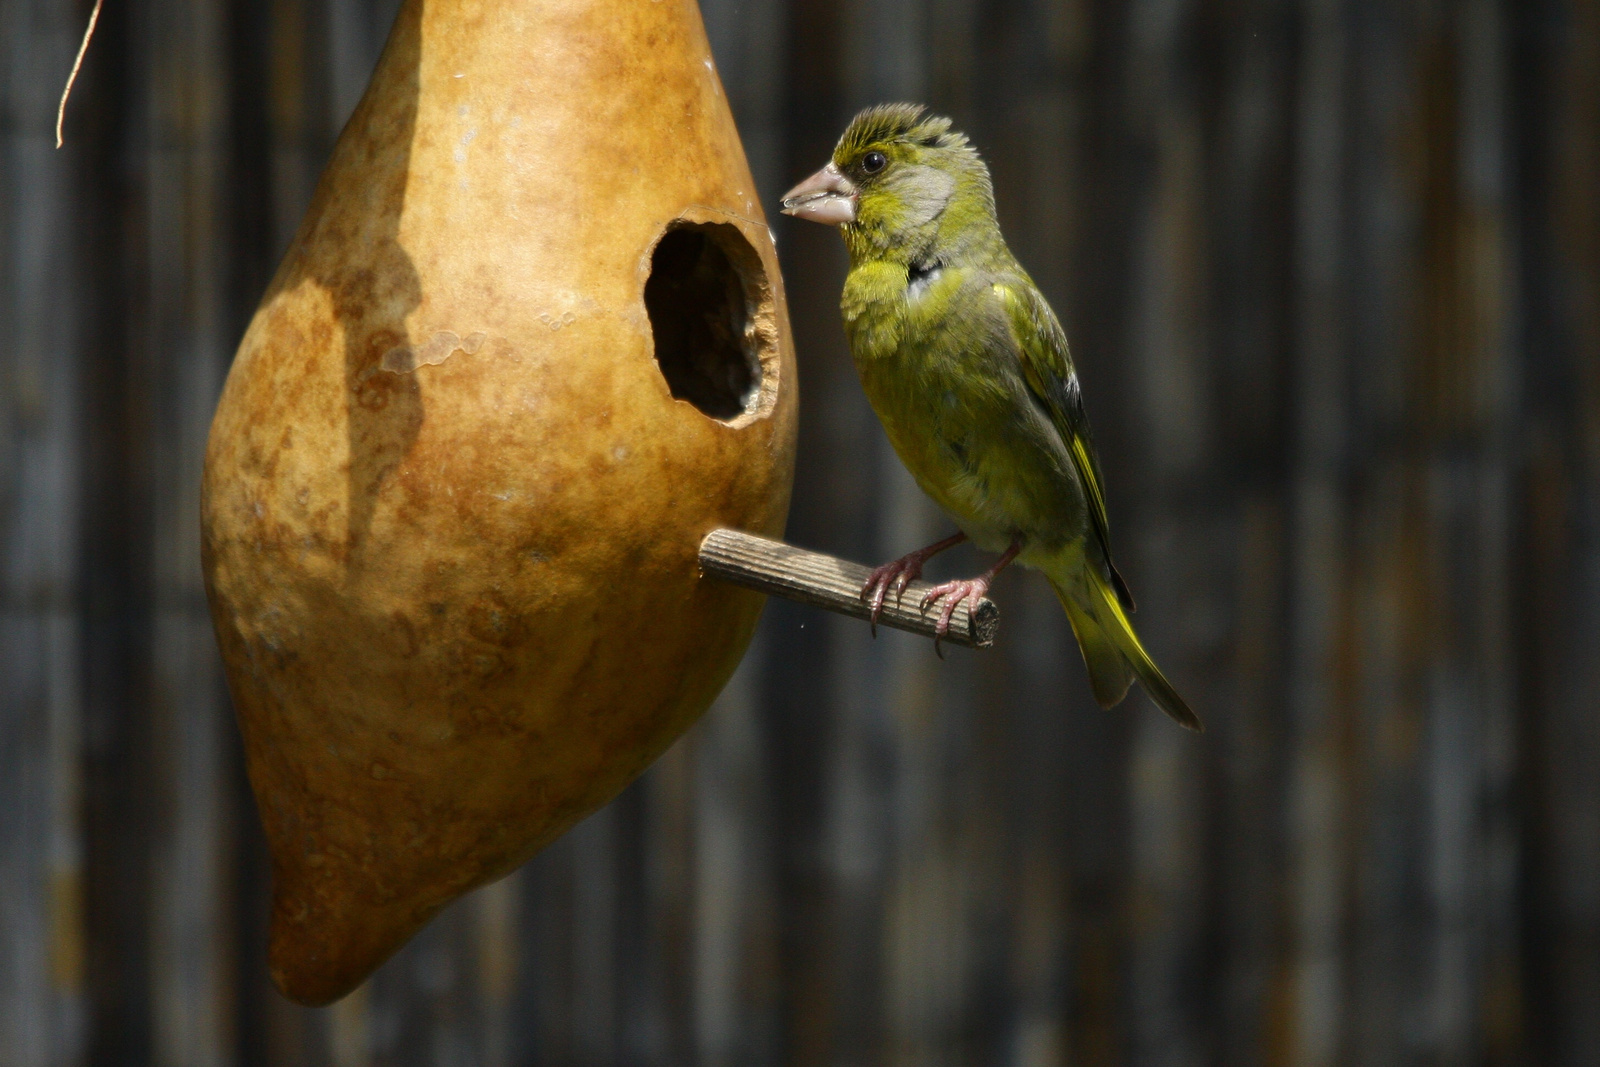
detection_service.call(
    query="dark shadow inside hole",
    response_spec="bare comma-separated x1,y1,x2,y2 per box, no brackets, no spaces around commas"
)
645,225,761,421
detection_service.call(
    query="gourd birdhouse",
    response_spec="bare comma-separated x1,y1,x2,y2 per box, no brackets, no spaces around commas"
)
201,0,797,1005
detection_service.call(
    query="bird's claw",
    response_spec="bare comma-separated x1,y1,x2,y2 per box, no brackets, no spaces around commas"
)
918,578,990,658
860,555,926,635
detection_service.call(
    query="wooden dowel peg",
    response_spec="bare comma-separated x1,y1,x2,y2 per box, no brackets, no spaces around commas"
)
698,528,999,650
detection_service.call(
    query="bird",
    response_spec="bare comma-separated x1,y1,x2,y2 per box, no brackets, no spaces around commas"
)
779,103,1201,731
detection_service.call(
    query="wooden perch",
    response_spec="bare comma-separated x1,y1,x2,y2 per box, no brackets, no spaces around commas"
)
698,528,999,650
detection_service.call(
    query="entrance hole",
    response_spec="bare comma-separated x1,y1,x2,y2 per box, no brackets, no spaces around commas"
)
644,223,768,422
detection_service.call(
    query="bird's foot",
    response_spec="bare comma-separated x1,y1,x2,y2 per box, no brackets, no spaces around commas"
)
860,556,928,635
858,532,968,635
915,536,1022,657
918,577,993,658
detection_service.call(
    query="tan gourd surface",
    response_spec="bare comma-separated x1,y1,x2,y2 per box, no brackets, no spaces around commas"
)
201,0,796,1006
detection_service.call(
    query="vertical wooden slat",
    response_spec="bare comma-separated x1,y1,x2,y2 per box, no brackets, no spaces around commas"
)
1,3,91,1064
1342,2,1429,1059
74,0,166,1056
684,652,782,1066
1285,0,1353,1062
136,0,239,1058
471,874,521,1067
1516,0,1600,1062
1432,0,1520,1058
1204,1,1297,1062
1118,0,1214,1063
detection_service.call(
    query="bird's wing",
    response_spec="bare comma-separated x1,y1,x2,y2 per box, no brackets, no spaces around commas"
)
993,279,1135,611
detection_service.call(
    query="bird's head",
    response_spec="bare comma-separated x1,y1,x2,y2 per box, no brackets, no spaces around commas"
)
780,104,996,265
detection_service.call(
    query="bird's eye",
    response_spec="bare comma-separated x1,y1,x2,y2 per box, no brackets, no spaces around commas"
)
862,151,888,174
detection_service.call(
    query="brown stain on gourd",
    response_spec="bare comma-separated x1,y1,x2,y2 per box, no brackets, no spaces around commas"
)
201,0,796,1004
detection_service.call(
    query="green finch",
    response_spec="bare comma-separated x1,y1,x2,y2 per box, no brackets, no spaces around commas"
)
781,104,1200,731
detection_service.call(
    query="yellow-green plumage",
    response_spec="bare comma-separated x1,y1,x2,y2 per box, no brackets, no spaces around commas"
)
817,104,1199,731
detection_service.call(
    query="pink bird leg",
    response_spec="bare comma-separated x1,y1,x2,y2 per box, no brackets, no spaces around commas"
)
859,532,969,635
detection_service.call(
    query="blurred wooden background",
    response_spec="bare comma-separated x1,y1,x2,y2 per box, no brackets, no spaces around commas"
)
2,0,1597,1062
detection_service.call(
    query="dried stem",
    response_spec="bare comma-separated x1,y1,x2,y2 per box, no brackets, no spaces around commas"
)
56,0,104,149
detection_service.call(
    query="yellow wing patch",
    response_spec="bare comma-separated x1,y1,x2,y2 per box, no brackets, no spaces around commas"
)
994,279,1132,610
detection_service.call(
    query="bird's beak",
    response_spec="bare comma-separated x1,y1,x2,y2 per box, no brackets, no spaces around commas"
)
780,162,858,226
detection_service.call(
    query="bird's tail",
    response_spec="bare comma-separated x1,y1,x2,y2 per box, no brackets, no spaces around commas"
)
1048,562,1202,732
